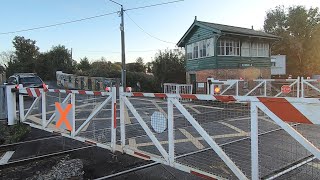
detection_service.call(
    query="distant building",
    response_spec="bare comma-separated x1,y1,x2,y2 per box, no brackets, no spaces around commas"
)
177,17,280,90
271,55,286,77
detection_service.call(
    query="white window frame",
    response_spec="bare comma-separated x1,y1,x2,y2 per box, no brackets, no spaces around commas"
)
186,44,193,60
186,38,214,60
251,42,269,57
218,39,240,56
241,41,251,57
193,42,199,59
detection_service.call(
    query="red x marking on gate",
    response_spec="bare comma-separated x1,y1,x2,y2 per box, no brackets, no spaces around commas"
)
55,102,72,131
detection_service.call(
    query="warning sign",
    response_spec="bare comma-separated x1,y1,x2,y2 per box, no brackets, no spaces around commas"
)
55,102,73,131
281,85,291,94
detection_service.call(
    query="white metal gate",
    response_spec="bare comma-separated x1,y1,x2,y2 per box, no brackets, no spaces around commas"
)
13,86,118,151
6,86,320,179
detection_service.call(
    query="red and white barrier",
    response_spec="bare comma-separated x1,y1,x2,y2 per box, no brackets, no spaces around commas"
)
19,87,111,97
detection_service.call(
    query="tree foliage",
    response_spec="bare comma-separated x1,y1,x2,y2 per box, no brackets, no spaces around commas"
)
5,36,40,76
264,6,320,76
2,36,187,92
152,49,186,88
126,57,145,73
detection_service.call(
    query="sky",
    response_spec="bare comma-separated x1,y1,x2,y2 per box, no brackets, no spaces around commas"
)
0,0,319,64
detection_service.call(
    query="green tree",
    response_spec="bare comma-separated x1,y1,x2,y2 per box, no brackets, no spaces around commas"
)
264,6,320,76
126,57,145,73
45,45,74,79
152,49,185,90
146,62,153,73
5,36,40,76
77,57,91,73
89,58,121,78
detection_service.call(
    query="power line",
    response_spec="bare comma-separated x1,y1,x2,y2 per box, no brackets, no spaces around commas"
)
0,0,184,35
75,49,168,54
0,11,118,35
125,11,176,44
125,0,184,11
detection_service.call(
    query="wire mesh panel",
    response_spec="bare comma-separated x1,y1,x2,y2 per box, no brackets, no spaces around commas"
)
255,97,320,179
257,110,320,179
22,95,45,127
243,79,299,97
302,79,320,98
73,93,112,145
174,99,251,179
20,89,114,148
123,97,169,159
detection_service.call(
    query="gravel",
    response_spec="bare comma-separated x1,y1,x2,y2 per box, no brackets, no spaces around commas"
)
27,156,84,180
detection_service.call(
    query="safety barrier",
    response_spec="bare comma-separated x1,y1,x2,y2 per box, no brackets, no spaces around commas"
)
208,78,300,97
6,86,320,179
10,86,118,152
119,91,320,179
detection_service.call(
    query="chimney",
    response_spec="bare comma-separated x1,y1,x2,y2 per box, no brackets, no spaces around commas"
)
251,25,254,30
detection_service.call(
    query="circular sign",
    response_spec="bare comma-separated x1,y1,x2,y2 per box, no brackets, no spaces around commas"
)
151,111,167,133
281,85,291,94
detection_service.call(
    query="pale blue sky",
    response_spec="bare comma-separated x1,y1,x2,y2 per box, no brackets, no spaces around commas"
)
0,0,319,63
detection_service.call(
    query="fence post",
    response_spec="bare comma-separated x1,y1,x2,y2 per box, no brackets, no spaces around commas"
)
0,86,6,119
71,93,76,137
6,85,17,125
18,84,24,121
41,89,46,128
168,97,175,166
119,87,126,148
301,77,304,98
236,80,239,96
297,76,300,98
111,87,117,152
264,80,267,97
251,102,259,180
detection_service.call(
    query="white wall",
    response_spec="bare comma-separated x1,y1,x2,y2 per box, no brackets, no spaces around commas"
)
271,55,286,75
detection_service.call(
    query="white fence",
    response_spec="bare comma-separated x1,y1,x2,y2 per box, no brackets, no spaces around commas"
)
163,83,193,94
207,78,301,97
5,85,320,179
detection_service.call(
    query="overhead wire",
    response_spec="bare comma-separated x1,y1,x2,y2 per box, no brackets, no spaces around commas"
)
125,0,184,11
124,11,176,44
0,0,184,35
0,11,119,35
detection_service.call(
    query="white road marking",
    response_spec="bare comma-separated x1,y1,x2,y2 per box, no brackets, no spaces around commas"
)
124,106,132,124
259,117,276,124
219,122,247,134
27,115,69,133
0,151,15,165
187,104,224,110
128,138,137,148
179,129,205,149
135,132,248,147
184,104,201,114
308,162,320,170
152,100,167,118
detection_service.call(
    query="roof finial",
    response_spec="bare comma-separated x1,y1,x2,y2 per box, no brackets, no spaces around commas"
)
194,16,197,21
251,25,254,30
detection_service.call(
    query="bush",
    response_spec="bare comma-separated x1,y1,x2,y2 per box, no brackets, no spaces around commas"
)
0,123,31,145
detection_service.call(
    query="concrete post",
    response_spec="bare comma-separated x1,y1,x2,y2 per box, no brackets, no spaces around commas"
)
6,85,17,125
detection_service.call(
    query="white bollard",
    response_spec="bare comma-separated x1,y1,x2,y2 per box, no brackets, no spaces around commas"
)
6,85,17,125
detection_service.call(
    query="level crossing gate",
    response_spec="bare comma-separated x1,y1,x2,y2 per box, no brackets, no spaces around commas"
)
5,85,320,179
